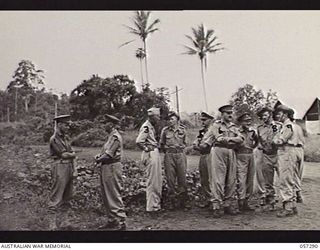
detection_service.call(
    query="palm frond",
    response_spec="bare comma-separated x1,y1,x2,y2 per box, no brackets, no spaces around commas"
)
182,45,198,54
147,28,159,34
146,18,160,32
118,39,136,48
207,48,225,54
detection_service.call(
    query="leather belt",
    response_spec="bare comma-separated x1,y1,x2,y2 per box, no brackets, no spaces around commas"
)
214,144,234,150
60,159,72,164
286,144,303,148
236,148,253,154
165,148,184,153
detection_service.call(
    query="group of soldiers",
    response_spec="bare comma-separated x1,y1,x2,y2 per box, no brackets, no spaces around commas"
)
48,103,305,230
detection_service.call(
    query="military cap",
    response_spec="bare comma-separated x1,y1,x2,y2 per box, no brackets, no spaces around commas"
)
218,105,233,113
288,108,295,117
200,111,214,120
53,114,71,123
104,114,121,124
167,111,180,120
275,104,292,114
257,106,274,117
147,107,160,116
237,112,252,122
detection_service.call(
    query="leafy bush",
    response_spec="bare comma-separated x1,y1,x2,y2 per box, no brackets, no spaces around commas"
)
71,128,108,147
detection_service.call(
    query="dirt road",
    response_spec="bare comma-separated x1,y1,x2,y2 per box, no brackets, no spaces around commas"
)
0,145,319,230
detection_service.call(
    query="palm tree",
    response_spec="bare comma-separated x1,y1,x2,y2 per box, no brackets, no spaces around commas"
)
121,11,160,85
135,47,146,86
183,24,224,111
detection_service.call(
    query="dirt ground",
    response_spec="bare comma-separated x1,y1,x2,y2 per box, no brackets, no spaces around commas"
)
0,145,320,231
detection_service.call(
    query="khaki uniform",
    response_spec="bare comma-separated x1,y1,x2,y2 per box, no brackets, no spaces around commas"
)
273,118,297,210
49,132,74,207
235,127,258,201
291,123,305,195
193,128,212,199
256,121,282,204
203,120,244,210
160,124,187,203
136,120,162,212
99,129,126,223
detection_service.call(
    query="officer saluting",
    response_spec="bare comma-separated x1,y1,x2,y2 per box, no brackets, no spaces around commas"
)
49,114,75,208
273,105,298,217
235,112,258,212
207,105,244,217
192,111,214,207
95,114,126,230
136,107,163,213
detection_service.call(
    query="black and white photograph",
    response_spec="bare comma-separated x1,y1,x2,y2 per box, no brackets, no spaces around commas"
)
0,9,320,239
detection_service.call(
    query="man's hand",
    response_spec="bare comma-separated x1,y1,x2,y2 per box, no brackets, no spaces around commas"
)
61,152,76,159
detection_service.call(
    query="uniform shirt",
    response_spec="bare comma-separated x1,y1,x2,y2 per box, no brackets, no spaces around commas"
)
236,126,259,153
192,127,207,146
291,122,305,147
159,124,187,150
202,120,244,148
100,129,123,161
273,118,294,146
257,121,282,154
136,120,158,149
49,132,73,159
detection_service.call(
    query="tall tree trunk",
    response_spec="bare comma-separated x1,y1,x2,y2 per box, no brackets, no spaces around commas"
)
143,41,149,85
25,99,28,112
14,87,18,122
139,58,144,88
200,59,208,112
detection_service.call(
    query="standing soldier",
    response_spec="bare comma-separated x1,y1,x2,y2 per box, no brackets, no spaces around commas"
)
160,111,189,210
273,105,298,217
256,107,282,210
206,105,244,217
49,114,75,208
136,107,163,213
288,108,305,204
95,114,126,230
235,112,258,212
192,111,214,207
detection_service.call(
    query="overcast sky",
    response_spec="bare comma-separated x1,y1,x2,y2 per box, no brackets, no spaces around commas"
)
1,11,319,117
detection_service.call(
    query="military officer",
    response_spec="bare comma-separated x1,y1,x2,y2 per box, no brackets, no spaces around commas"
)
235,112,259,212
49,114,75,208
160,111,189,210
203,105,244,217
136,107,163,213
95,114,126,230
273,105,298,217
288,108,306,203
192,111,214,207
256,107,282,210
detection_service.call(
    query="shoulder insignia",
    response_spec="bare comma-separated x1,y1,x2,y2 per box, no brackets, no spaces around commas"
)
143,126,149,133
272,124,278,133
286,124,293,131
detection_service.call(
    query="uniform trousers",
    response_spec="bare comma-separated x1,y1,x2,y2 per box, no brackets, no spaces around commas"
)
164,152,187,198
210,147,237,210
278,147,297,209
254,150,277,203
100,162,126,223
236,153,255,201
199,153,212,199
141,148,162,212
49,161,73,207
293,147,304,194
